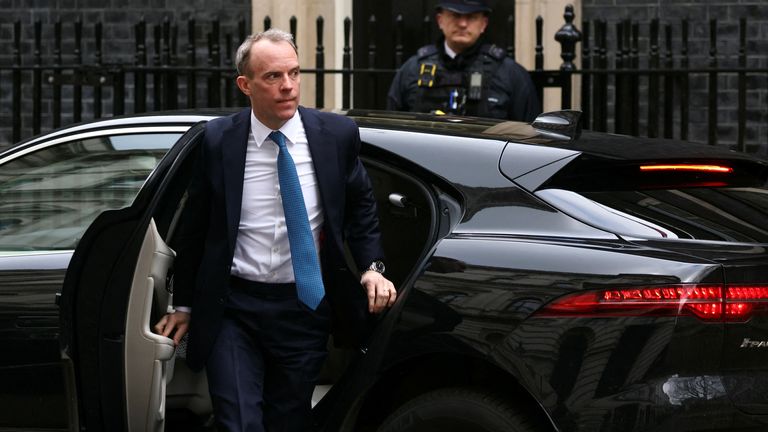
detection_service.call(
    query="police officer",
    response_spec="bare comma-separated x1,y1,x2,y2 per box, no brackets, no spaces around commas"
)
387,0,541,122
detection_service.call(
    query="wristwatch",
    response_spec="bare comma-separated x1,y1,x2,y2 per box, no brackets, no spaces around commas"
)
365,260,386,275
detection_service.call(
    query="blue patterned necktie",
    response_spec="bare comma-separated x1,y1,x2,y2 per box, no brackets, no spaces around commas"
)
269,131,325,310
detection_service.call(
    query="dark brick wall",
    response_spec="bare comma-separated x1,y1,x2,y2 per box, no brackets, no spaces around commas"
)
2,1,766,155
0,0,250,149
581,0,768,154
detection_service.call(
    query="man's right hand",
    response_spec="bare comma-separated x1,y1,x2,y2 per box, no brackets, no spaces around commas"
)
154,311,191,346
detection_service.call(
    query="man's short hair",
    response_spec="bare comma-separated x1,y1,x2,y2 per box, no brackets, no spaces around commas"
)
235,29,298,77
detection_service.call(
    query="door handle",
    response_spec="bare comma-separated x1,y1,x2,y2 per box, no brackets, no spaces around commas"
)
388,193,409,208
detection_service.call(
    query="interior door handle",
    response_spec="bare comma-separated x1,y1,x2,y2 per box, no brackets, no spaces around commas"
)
388,193,409,208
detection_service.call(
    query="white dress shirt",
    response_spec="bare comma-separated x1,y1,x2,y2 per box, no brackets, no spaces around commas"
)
175,111,323,314
174,111,324,313
230,110,325,283
444,41,458,59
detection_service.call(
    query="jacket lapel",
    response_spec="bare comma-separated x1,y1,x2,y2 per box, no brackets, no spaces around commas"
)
299,107,340,241
220,107,340,255
221,109,251,254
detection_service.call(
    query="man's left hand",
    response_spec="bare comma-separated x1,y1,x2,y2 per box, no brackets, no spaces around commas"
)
361,271,397,314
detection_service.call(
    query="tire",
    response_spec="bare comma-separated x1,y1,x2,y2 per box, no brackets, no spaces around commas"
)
377,387,543,432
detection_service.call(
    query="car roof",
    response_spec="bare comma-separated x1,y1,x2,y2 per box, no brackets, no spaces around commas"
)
0,109,236,157
5,108,762,166
348,110,761,163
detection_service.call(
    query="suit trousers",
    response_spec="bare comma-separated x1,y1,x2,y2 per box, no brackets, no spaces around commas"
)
205,277,331,432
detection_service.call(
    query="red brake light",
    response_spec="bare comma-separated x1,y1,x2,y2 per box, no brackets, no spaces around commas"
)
639,164,733,173
536,284,768,322
725,286,768,320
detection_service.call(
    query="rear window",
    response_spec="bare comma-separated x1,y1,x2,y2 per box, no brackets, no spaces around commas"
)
534,157,768,243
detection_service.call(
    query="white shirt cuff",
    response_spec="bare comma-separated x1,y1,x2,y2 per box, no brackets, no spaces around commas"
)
174,306,191,313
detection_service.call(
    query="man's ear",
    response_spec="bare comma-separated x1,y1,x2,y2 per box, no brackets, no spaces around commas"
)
236,75,250,96
480,16,489,33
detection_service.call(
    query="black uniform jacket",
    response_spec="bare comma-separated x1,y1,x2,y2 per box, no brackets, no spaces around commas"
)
387,38,541,122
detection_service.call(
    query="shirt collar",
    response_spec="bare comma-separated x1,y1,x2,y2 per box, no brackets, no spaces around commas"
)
250,109,303,148
443,41,458,59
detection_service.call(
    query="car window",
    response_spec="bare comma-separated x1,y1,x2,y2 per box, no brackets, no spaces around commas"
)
535,188,681,239
578,187,768,242
535,157,768,242
0,133,181,251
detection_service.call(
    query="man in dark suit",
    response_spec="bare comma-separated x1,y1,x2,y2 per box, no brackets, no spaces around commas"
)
154,28,396,431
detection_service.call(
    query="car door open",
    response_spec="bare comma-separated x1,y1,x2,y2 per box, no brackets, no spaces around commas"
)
59,123,207,431
123,218,176,432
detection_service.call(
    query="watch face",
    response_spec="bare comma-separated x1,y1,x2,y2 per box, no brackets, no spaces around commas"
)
371,261,386,273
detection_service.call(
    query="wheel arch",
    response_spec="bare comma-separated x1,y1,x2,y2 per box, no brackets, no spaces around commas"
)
352,351,556,431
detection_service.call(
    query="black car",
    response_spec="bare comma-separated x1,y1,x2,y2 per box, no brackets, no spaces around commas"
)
5,109,768,431
0,114,210,431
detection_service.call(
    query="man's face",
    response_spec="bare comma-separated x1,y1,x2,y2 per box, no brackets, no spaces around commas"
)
236,40,300,130
436,10,489,54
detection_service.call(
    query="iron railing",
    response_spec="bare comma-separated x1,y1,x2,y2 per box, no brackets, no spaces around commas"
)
1,5,765,153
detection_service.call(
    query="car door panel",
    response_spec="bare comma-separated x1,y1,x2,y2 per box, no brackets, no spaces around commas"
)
314,154,441,428
60,123,206,431
124,218,175,432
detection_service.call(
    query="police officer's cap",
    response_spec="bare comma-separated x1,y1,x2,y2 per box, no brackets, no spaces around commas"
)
436,0,492,14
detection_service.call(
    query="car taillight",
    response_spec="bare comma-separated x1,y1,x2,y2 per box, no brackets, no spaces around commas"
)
639,164,733,173
726,286,768,321
536,284,768,322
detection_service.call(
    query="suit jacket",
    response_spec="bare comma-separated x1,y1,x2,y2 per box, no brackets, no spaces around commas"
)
172,107,384,371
